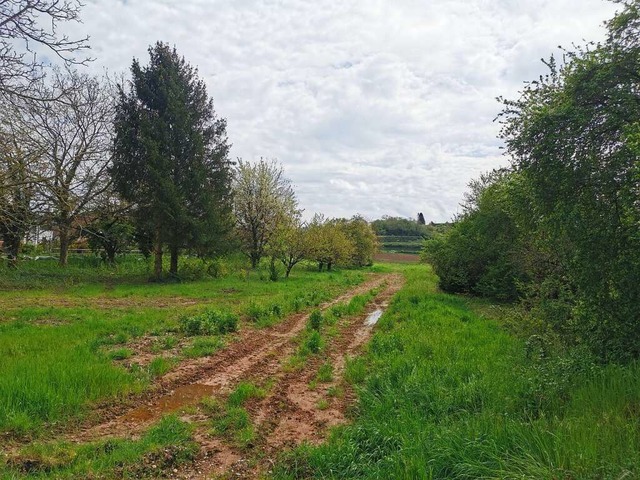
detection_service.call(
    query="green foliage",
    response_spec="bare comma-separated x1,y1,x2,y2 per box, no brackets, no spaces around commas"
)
181,337,224,358
339,215,379,267
179,309,238,336
424,2,640,362
494,4,640,361
302,330,323,355
272,266,640,480
371,216,428,236
308,309,322,331
112,42,233,279
269,257,280,282
85,216,135,265
423,171,527,301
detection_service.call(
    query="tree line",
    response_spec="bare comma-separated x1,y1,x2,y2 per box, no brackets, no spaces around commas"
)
424,1,640,363
0,7,379,279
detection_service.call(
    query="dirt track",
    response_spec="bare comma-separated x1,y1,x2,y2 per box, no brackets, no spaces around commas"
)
71,272,405,479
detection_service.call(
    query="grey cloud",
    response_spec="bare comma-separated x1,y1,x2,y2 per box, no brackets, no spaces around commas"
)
69,0,616,221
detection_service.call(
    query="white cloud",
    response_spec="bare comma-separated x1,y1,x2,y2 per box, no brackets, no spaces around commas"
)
70,0,617,221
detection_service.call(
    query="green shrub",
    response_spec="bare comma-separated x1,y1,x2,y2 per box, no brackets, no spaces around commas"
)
309,310,322,331
179,310,238,336
305,331,323,354
245,302,268,322
176,258,209,281
207,258,229,278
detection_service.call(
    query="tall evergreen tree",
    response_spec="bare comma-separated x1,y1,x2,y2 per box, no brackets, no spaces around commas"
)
112,42,232,279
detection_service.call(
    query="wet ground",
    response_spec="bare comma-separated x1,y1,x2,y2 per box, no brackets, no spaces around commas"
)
64,273,404,479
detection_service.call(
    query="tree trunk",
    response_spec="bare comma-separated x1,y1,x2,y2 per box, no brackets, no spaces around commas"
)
105,245,116,265
5,235,20,269
58,225,70,267
285,263,293,278
153,226,163,280
250,254,258,269
169,244,179,276
327,261,332,271
318,261,323,272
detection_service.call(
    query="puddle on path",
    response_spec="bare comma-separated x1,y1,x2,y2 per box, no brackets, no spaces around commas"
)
365,309,384,326
123,383,216,423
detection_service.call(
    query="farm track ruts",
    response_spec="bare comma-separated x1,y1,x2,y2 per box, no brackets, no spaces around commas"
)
69,273,398,443
175,273,405,480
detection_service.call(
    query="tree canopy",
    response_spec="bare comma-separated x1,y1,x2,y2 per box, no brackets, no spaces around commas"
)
426,1,640,362
112,42,233,279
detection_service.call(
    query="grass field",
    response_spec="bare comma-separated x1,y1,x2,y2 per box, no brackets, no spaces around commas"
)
0,255,368,438
1,258,638,479
273,265,640,479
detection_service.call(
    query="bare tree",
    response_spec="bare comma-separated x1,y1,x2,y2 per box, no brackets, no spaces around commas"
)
0,0,90,99
0,113,42,265
6,68,115,265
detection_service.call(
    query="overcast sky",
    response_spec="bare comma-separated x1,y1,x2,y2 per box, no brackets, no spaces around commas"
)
67,0,617,222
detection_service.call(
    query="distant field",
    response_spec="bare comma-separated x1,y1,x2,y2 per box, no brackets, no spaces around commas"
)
374,252,420,263
376,235,423,254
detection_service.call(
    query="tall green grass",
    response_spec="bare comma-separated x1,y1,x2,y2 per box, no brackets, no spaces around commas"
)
273,265,640,479
0,415,197,478
0,261,370,436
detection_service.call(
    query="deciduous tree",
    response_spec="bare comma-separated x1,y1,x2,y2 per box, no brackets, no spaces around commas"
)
3,68,114,266
0,0,90,98
233,158,300,268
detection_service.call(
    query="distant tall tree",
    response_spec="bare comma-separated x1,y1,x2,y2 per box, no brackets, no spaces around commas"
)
417,212,426,225
233,159,300,268
112,42,233,279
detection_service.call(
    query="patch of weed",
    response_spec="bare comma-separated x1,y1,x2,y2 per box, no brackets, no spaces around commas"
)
182,337,223,358
316,363,334,383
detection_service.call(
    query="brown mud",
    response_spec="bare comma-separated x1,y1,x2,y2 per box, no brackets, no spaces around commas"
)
175,273,405,479
57,272,404,479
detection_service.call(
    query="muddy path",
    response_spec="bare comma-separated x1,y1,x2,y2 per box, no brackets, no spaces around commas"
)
173,273,405,480
70,273,400,444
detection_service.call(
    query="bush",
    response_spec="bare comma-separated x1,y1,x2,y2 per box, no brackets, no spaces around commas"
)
308,310,322,331
207,258,229,278
305,331,323,354
179,310,238,336
176,258,209,280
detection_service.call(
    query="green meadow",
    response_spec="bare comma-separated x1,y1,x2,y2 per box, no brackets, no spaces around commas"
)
1,260,638,479
0,256,366,438
274,265,640,479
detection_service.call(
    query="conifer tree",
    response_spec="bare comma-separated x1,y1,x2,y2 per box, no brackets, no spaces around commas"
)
112,42,232,279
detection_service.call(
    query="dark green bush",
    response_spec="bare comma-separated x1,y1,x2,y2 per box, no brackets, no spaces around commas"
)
179,310,238,336
308,310,322,331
